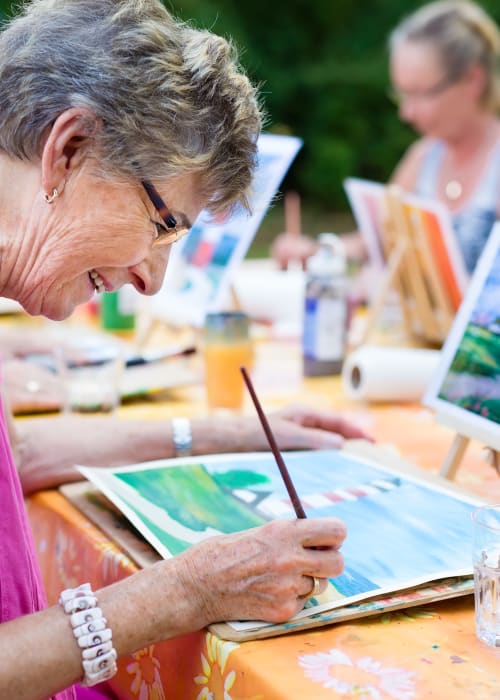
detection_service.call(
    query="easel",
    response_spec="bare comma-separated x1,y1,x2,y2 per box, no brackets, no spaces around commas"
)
440,433,471,479
440,432,500,481
359,186,459,347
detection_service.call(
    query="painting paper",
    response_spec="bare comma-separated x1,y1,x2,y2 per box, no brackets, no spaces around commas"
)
79,449,481,632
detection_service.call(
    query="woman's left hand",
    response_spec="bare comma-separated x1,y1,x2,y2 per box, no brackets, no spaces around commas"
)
3,359,64,414
193,403,373,455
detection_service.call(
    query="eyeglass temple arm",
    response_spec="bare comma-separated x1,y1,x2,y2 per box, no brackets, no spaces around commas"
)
141,180,177,229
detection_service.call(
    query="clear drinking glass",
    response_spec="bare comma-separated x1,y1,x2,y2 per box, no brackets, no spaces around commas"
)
472,504,500,647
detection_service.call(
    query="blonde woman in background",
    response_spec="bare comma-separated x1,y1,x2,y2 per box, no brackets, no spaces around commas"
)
272,0,500,274
390,0,500,273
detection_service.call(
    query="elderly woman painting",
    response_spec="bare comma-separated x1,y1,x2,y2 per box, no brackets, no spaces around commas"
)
0,1,346,698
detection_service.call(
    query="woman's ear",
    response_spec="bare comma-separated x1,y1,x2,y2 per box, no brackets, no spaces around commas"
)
41,107,100,195
465,63,486,103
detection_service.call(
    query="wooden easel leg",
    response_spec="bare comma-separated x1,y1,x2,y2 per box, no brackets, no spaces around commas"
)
358,239,407,346
229,284,243,312
440,434,470,480
133,312,157,351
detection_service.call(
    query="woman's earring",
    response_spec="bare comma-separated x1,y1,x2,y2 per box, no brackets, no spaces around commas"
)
44,188,59,204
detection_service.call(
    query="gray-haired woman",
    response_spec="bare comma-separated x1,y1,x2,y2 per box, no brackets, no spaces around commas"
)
0,2,346,698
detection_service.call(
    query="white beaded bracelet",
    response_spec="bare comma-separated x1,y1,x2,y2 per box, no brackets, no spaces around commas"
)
58,583,118,687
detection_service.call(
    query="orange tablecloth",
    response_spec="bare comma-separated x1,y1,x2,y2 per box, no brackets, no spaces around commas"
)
26,336,500,699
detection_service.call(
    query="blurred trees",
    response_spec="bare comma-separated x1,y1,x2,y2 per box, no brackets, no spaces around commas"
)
1,0,499,211
167,0,500,209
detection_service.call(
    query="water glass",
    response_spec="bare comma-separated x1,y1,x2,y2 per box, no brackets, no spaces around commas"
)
472,504,500,647
203,311,254,411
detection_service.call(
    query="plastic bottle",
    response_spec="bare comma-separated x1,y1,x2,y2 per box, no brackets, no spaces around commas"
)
100,289,136,331
302,233,348,376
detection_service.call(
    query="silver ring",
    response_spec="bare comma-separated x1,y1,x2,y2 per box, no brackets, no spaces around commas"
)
299,575,322,600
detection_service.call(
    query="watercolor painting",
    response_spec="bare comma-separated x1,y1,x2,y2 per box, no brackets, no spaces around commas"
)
424,224,500,450
80,448,481,630
149,133,302,327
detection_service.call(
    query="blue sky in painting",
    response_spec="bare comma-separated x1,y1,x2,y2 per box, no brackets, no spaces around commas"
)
205,451,476,589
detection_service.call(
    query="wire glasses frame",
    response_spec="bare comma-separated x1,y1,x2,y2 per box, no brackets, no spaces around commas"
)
387,74,454,105
141,179,190,247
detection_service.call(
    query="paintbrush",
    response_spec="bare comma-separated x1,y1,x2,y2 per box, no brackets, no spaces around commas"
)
240,366,307,519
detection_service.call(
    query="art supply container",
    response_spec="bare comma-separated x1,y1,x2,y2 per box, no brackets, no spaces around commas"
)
302,233,348,376
100,289,136,331
203,311,254,411
472,504,500,647
58,337,124,414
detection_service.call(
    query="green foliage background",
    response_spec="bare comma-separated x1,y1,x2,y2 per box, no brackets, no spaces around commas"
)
167,0,500,211
1,0,499,219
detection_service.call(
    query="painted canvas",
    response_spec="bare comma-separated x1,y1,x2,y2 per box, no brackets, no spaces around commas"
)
424,223,500,450
79,448,481,632
402,192,468,312
343,177,386,269
148,133,302,327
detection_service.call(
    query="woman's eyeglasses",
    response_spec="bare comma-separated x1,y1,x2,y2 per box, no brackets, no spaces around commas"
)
387,75,453,105
141,179,190,247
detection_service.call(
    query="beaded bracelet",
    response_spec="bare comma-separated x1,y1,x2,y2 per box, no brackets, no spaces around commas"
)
58,583,118,687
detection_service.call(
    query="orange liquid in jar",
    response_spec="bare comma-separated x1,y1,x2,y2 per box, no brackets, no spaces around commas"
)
204,342,254,410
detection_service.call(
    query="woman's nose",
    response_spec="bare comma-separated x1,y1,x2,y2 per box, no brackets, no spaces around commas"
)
131,244,172,296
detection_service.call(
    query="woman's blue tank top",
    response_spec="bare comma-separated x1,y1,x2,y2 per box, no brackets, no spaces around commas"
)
415,140,500,273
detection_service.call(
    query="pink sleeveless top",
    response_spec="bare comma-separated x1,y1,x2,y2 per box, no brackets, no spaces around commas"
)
0,368,76,700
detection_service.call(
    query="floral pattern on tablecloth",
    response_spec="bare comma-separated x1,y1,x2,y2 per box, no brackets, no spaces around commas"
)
194,632,240,700
298,648,416,699
126,646,165,699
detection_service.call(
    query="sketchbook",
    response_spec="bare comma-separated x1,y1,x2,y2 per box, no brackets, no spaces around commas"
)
76,442,482,641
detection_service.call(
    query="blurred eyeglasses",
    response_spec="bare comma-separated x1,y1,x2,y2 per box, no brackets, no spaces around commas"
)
387,75,453,105
141,179,190,247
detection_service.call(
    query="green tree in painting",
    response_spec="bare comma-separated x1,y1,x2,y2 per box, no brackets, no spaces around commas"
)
117,464,268,533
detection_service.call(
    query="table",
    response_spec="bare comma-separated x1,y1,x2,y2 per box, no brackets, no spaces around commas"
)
25,331,500,699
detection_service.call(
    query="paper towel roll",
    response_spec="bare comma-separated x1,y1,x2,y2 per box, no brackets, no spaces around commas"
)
342,345,441,403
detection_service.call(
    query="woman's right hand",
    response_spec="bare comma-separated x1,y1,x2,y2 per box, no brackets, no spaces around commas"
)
173,517,346,628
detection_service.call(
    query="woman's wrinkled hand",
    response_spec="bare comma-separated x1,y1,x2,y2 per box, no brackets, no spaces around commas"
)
3,359,64,414
228,403,373,453
176,517,346,626
270,232,318,271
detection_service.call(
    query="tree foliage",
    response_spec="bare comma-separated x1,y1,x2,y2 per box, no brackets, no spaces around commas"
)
2,0,499,210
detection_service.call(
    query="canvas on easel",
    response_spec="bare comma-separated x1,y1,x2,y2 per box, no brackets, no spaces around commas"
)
346,181,469,346
343,177,386,270
423,223,500,480
144,133,302,328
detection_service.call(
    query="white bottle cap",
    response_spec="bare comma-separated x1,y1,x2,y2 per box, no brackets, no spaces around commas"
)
307,233,346,276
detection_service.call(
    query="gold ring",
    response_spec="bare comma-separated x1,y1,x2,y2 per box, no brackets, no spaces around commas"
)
299,575,322,600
